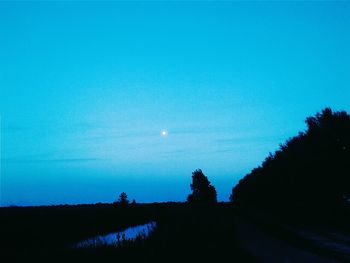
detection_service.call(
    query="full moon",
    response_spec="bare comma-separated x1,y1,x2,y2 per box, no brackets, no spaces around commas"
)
160,130,168,137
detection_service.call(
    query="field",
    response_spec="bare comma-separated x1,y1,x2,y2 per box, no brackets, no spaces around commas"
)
0,202,254,263
3,202,350,262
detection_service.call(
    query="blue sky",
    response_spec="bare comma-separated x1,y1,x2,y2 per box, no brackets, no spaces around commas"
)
1,1,349,206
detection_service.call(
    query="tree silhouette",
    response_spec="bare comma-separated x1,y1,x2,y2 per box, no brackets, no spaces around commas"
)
230,108,350,212
117,192,129,205
187,169,217,204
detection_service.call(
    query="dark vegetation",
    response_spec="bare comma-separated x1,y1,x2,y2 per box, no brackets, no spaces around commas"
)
0,203,255,263
187,169,217,204
231,108,350,221
0,171,253,262
2,108,350,262
115,192,130,205
228,108,350,262
230,108,350,262
0,203,155,261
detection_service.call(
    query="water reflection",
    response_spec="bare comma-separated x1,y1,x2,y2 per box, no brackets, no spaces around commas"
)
75,221,156,248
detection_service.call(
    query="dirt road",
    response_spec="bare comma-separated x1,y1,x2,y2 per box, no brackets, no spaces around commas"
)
234,216,343,263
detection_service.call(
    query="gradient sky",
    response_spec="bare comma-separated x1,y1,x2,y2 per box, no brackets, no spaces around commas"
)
1,1,349,206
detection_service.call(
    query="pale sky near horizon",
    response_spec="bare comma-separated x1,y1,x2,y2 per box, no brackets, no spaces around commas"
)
1,1,349,206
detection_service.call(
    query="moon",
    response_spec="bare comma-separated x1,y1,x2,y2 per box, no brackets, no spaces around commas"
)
160,129,168,137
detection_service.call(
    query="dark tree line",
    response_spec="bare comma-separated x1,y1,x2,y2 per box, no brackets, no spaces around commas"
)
230,108,350,211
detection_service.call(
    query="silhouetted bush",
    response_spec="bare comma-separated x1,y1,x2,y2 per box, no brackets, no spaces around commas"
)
116,192,130,205
231,108,350,212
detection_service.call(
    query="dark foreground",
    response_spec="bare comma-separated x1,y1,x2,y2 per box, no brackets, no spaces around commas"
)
1,203,350,263
0,203,253,263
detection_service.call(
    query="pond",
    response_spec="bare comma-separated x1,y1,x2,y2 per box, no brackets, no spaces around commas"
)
75,221,157,248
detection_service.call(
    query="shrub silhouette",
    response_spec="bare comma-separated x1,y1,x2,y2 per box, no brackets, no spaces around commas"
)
230,108,350,211
187,169,217,204
117,192,129,205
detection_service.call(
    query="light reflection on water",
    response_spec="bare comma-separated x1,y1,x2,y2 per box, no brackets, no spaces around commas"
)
75,221,157,248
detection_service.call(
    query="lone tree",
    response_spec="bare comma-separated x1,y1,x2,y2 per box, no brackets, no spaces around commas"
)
117,192,129,205
187,169,217,204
